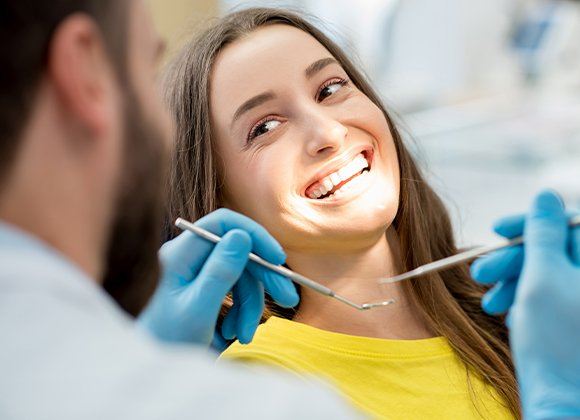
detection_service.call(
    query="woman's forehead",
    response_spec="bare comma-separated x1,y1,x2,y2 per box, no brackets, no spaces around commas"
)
210,25,336,125
212,25,333,90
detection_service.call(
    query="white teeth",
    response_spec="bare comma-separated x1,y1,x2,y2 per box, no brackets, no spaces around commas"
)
316,184,329,198
329,173,341,185
326,154,368,186
340,155,367,182
338,166,350,181
308,152,370,199
343,169,367,191
323,179,333,192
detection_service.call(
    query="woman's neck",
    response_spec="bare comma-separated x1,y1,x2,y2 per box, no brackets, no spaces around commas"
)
286,228,434,340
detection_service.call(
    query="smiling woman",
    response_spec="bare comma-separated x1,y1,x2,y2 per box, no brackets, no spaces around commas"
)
163,8,520,419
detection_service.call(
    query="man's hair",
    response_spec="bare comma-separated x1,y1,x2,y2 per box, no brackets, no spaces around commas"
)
0,0,128,182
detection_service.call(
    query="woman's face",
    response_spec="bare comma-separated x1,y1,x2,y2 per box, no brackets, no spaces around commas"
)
210,25,400,253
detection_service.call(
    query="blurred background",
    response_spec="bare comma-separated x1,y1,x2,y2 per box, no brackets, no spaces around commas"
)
148,0,580,246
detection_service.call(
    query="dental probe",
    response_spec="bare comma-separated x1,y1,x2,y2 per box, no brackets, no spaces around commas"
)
175,218,395,311
380,215,580,285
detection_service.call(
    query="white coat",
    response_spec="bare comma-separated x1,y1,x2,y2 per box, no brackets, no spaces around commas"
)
0,223,357,420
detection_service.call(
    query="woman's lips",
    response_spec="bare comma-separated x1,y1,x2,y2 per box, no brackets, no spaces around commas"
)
305,149,373,199
315,169,372,202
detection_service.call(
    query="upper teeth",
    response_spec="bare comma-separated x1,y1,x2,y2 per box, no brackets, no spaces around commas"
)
309,154,369,199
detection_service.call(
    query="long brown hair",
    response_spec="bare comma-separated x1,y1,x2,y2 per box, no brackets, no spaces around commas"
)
163,8,520,417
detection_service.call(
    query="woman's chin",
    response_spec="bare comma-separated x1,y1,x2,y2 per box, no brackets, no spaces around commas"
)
302,201,396,242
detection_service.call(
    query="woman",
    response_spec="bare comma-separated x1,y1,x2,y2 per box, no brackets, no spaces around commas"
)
163,8,519,419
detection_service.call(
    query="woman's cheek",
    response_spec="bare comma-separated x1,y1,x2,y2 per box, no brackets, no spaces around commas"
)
236,160,277,206
222,160,259,213
367,106,392,140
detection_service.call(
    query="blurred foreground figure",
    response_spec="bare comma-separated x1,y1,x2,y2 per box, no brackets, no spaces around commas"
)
0,1,355,419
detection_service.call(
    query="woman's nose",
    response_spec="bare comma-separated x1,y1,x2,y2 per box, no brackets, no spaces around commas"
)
305,117,348,157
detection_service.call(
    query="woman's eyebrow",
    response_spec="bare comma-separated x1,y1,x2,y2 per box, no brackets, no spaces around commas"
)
231,91,276,128
229,58,338,128
305,57,338,79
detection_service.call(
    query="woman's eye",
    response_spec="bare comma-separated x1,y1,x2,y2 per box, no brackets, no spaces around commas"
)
317,79,348,102
248,119,281,142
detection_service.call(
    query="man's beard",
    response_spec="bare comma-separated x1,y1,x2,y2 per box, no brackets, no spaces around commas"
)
101,87,168,317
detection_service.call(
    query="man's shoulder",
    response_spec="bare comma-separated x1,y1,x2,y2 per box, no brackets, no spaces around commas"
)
0,278,357,420
0,304,356,420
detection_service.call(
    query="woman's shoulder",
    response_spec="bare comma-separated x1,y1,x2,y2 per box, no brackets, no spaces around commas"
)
219,317,312,374
220,316,303,354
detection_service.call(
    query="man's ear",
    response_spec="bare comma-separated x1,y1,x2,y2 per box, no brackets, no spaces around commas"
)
47,13,117,139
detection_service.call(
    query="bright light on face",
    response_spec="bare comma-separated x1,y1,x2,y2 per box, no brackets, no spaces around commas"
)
209,24,400,254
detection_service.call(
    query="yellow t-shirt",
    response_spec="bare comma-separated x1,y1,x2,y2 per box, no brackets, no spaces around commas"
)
220,317,514,419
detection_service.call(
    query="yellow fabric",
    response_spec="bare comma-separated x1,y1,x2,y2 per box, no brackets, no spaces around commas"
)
220,317,514,419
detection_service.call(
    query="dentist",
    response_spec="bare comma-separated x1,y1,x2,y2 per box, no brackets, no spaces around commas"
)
471,190,580,419
0,1,355,419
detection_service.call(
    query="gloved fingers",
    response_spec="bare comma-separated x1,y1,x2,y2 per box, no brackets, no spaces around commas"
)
185,229,252,323
470,246,523,284
567,210,580,265
246,262,299,308
159,209,286,285
211,330,229,353
482,277,518,315
525,190,568,260
492,210,577,239
231,272,264,344
571,223,580,266
158,231,213,287
221,300,239,341
505,309,513,329
493,214,525,239
196,209,286,265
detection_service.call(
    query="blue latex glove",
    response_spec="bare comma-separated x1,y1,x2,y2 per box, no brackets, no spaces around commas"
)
471,191,580,419
138,209,299,351
470,213,526,315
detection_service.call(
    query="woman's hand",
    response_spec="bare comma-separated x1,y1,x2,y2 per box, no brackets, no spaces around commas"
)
137,209,299,351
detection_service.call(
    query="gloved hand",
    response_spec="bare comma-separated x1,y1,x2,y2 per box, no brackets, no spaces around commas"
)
470,213,526,315
138,209,299,351
471,190,580,419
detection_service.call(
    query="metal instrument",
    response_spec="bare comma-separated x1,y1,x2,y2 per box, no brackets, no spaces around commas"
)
380,215,580,285
175,218,395,311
